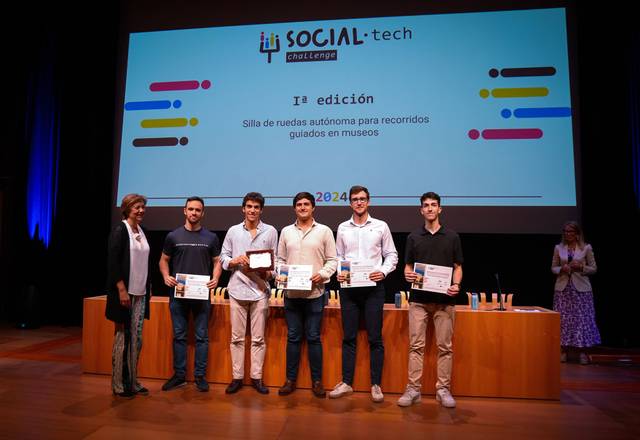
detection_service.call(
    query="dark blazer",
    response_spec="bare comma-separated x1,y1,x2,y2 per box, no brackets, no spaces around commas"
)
105,221,151,323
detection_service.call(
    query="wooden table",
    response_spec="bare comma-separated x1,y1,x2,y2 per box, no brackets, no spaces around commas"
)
82,296,560,399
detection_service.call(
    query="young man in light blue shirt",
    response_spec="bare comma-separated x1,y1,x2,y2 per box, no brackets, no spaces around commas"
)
220,192,278,395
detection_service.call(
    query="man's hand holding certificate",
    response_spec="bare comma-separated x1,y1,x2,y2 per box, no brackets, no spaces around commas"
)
275,264,313,290
246,249,274,272
174,273,211,300
411,263,455,295
339,260,377,288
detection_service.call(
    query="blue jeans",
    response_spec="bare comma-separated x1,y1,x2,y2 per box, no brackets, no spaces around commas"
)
340,283,385,386
284,295,325,382
169,297,211,377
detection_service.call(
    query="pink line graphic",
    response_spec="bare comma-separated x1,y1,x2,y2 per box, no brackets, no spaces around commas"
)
150,80,210,92
482,128,543,140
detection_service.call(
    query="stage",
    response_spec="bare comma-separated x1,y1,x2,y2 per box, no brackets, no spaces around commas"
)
82,294,560,399
1,324,638,439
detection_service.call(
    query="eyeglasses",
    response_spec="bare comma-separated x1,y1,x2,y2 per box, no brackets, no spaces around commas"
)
350,197,369,204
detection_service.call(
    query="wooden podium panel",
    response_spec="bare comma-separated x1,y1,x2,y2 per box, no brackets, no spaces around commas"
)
82,296,560,399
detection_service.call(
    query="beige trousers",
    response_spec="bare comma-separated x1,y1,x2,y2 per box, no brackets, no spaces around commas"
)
407,302,455,391
229,295,269,380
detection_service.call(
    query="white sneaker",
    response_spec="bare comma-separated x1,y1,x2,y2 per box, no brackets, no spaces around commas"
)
397,387,421,407
328,382,353,399
371,384,384,403
435,388,456,408
579,352,590,365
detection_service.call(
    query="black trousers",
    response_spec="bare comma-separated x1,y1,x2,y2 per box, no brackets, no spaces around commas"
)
339,283,385,386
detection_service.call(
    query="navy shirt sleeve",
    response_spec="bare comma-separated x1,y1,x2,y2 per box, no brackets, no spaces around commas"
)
209,234,221,258
162,230,175,256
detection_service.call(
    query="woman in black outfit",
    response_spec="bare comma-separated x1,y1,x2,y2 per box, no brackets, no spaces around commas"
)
105,194,152,397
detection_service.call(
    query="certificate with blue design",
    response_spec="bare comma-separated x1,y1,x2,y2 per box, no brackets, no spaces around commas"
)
174,273,210,300
340,260,376,288
412,263,453,295
276,264,312,290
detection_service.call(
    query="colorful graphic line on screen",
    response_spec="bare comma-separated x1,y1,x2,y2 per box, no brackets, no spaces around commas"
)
149,80,211,91
489,67,556,78
467,128,543,140
125,100,182,111
141,118,199,128
133,137,189,147
479,87,549,98
127,79,211,146
501,107,572,119
472,65,558,141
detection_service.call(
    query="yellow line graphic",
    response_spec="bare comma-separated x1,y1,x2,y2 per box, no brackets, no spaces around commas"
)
141,118,188,128
483,87,549,98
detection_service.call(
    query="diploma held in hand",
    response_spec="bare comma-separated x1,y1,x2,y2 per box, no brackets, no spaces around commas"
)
174,273,211,300
246,249,274,272
276,264,313,291
411,262,454,295
340,259,376,288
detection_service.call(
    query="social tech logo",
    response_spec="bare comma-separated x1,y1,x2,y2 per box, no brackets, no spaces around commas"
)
259,26,412,64
259,32,281,63
259,28,360,64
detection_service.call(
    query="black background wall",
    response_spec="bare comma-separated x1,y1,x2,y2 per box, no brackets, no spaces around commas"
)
2,1,638,347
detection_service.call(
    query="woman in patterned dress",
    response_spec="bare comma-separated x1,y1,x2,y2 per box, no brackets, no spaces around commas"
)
551,221,600,364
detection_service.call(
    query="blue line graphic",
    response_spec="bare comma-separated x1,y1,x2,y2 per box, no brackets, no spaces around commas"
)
513,107,572,118
125,100,173,111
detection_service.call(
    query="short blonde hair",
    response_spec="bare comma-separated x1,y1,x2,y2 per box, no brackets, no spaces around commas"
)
120,193,147,219
561,220,585,248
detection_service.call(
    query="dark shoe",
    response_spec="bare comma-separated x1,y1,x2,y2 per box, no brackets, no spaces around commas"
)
278,379,296,396
162,375,187,391
195,375,209,392
113,390,135,399
312,380,326,398
225,379,243,394
252,378,269,395
135,386,149,396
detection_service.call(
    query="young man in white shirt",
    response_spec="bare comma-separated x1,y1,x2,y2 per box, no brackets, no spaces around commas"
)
330,185,398,402
220,192,278,395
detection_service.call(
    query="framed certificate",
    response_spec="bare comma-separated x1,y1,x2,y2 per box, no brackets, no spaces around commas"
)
411,263,453,295
339,260,376,288
275,264,313,291
174,273,211,300
246,249,274,272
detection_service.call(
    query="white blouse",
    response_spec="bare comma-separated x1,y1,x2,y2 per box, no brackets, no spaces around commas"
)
123,220,150,296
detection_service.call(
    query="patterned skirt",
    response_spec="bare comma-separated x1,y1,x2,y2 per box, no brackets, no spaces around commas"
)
553,280,601,348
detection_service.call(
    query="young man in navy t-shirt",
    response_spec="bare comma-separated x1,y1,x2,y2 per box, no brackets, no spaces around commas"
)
159,196,222,392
